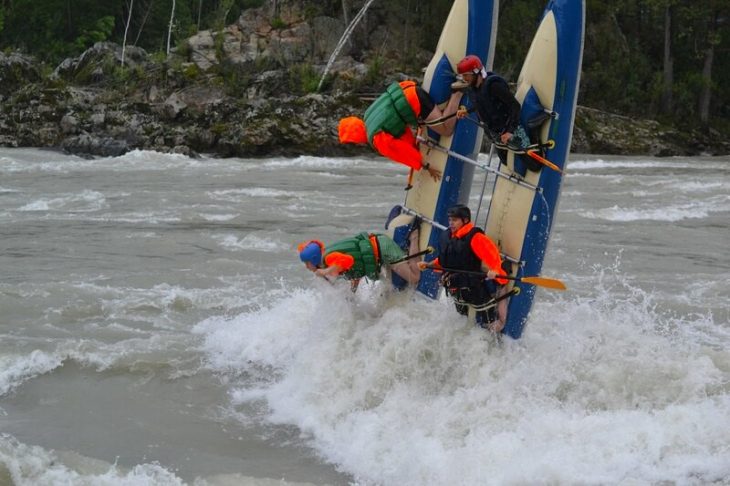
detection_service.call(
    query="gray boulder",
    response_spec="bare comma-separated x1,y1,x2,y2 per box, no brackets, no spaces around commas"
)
52,42,150,84
0,52,41,96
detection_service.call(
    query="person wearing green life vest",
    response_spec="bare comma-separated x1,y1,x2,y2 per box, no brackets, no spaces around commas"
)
298,224,422,292
338,80,463,182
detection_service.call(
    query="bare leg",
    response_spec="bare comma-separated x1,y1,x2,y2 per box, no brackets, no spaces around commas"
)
390,228,421,284
407,227,421,276
488,286,508,333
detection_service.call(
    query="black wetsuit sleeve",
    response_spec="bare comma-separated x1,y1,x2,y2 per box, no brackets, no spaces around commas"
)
489,81,521,133
416,87,435,120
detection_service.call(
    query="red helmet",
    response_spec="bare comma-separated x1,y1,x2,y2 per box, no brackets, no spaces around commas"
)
457,55,483,75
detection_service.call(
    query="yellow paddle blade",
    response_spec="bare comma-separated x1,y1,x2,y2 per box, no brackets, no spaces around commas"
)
520,276,567,290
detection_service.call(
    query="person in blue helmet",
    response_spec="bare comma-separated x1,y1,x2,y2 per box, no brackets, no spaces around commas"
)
298,228,422,292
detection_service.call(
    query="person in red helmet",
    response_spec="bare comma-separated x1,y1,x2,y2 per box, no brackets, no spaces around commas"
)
419,204,509,331
338,80,463,181
455,55,529,150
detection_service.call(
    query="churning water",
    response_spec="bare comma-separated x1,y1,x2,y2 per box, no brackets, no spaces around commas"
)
0,148,728,485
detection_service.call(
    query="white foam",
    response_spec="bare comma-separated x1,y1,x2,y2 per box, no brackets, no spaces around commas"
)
0,435,185,486
195,267,730,485
260,155,381,170
209,187,299,201
579,198,728,222
200,213,238,222
96,211,181,224
673,181,725,192
570,159,691,170
0,149,211,174
213,233,287,252
17,190,107,213
0,351,64,396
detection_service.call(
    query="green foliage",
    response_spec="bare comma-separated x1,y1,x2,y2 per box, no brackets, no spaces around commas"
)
494,0,542,77
183,63,201,80
150,51,169,64
0,0,726,127
210,122,228,136
270,17,287,30
213,60,252,96
363,56,384,88
289,63,320,94
176,40,193,61
214,31,226,61
254,56,278,72
74,16,115,51
241,0,265,8
214,0,236,30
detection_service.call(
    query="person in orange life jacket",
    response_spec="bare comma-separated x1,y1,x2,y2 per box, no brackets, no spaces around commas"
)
338,80,464,182
418,204,509,332
454,55,529,152
298,224,422,293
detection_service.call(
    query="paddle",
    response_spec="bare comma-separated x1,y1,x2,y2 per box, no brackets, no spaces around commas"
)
428,265,567,291
525,150,562,173
404,167,414,190
390,246,434,265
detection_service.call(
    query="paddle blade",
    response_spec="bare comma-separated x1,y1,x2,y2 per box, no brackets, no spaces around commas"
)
527,150,562,173
520,276,567,290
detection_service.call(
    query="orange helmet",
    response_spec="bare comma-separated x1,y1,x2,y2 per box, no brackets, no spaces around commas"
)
338,116,367,144
457,55,484,75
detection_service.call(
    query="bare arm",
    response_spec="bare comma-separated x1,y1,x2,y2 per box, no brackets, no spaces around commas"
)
315,265,342,280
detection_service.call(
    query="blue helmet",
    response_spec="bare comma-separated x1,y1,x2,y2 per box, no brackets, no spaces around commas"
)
299,241,323,266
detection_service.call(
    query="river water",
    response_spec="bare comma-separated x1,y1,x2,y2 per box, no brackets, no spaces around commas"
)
0,148,728,485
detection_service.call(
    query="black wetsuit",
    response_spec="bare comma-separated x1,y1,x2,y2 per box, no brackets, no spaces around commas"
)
439,227,497,327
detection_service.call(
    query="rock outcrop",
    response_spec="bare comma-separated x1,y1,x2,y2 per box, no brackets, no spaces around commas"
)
0,4,728,159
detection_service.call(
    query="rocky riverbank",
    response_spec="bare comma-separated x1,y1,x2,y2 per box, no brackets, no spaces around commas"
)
1,5,728,159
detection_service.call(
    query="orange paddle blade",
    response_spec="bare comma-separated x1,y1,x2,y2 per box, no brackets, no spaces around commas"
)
527,150,562,173
520,276,567,290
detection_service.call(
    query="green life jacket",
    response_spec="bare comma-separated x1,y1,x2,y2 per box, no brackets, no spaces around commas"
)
363,82,419,145
324,232,380,280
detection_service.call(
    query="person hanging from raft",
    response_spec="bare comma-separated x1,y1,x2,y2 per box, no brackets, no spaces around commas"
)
298,222,427,293
454,55,556,173
338,80,464,181
418,204,510,332
454,55,528,149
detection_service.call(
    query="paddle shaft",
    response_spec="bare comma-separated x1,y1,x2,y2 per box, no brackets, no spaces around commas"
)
431,265,566,290
390,247,432,265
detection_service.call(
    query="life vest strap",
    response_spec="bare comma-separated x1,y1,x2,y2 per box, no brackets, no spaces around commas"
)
452,286,520,310
368,234,381,266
